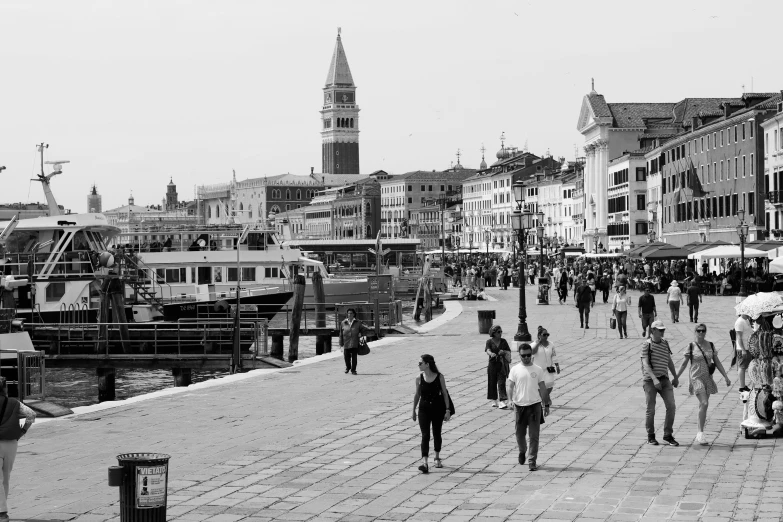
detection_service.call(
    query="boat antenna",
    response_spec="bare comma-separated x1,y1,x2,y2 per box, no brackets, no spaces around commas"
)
32,142,69,216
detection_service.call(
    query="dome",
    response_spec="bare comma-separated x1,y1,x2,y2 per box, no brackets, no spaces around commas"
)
480,158,487,169
496,147,511,160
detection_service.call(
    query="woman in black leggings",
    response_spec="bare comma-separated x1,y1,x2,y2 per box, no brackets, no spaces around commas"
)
412,354,452,473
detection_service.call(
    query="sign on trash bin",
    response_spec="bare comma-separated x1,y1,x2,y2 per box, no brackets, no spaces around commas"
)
136,464,168,508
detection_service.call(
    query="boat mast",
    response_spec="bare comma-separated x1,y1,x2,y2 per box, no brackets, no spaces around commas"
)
33,142,68,217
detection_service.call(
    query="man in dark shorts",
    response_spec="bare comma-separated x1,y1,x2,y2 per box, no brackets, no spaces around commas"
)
686,280,702,322
638,286,657,337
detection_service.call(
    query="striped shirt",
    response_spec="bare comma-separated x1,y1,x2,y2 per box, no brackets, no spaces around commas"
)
641,338,671,380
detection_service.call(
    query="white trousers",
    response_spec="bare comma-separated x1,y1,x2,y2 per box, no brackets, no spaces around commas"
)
0,440,18,513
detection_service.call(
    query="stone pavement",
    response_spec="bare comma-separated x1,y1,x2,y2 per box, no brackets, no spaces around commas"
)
11,285,783,521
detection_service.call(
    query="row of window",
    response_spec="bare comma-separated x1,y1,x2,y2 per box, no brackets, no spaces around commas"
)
666,192,755,223
766,129,783,154
661,155,754,195
270,189,315,200
665,122,754,164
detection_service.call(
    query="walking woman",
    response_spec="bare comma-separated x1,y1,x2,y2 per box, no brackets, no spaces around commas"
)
558,270,569,305
531,326,560,406
612,286,630,339
339,308,368,375
485,325,512,409
667,280,683,322
675,324,731,445
0,376,36,522
412,354,452,473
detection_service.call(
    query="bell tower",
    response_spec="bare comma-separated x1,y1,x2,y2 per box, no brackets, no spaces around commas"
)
321,29,360,174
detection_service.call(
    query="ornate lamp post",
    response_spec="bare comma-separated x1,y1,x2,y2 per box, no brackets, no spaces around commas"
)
511,180,535,342
737,208,750,297
594,227,599,254
485,230,491,255
536,211,545,277
648,230,657,243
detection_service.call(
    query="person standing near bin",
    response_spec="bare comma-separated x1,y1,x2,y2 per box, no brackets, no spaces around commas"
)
485,325,511,409
339,308,368,375
506,343,549,471
0,376,36,522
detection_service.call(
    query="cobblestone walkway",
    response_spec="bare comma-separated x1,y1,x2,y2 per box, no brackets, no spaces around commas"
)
11,286,782,521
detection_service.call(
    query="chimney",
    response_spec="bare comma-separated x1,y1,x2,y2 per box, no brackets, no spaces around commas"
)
311,167,314,175
691,116,699,132
723,103,732,119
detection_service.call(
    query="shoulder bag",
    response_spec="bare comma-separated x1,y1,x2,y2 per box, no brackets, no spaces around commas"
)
439,374,456,415
357,336,370,356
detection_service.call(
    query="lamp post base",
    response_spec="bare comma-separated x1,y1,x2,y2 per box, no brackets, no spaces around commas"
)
514,323,531,343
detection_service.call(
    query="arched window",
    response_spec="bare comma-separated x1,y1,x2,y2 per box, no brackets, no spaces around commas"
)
366,224,372,237
239,202,243,211
249,207,253,219
350,118,354,128
207,206,212,218
286,190,291,200
296,189,301,199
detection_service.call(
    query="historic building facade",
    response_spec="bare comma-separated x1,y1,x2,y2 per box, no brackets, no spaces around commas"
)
763,98,783,236
321,30,360,175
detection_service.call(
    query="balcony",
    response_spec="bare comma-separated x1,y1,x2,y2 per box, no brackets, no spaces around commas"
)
768,191,783,205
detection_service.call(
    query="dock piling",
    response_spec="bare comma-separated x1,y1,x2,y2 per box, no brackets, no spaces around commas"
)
288,274,306,362
97,367,116,402
270,334,284,360
312,272,327,329
172,368,192,387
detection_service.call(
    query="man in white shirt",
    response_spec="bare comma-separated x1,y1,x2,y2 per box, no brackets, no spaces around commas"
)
506,343,549,471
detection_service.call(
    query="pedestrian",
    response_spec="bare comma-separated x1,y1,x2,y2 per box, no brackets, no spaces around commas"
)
612,286,630,339
735,312,753,393
641,320,680,446
601,271,613,303
558,270,569,304
638,285,657,337
412,354,452,473
667,280,683,323
454,264,462,287
675,324,731,445
506,343,549,471
339,308,368,375
575,277,593,329
587,270,597,304
0,376,36,522
686,280,702,322
531,326,559,406
485,325,512,409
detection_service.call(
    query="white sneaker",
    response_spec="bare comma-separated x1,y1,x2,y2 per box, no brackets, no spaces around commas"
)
498,401,508,409
697,432,709,445
491,401,498,408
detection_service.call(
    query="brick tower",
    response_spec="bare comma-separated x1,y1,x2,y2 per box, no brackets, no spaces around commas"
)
321,29,360,174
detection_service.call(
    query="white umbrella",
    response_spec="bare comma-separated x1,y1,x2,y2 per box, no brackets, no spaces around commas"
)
734,292,783,319
688,245,768,260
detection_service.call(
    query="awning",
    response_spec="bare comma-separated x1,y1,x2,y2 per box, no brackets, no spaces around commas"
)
688,245,768,260
642,247,691,259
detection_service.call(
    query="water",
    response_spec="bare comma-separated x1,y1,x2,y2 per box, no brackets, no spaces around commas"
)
44,337,319,408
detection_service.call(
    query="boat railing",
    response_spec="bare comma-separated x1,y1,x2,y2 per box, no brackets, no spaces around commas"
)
155,284,285,304
59,303,89,325
2,251,94,279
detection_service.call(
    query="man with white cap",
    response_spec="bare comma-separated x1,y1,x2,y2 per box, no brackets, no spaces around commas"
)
641,320,680,446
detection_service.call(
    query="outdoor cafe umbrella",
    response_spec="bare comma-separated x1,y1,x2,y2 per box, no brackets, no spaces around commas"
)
688,245,768,260
629,242,669,259
734,292,783,319
642,246,692,259
682,240,730,253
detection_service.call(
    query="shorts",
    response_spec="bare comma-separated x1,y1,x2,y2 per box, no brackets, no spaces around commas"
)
738,350,753,370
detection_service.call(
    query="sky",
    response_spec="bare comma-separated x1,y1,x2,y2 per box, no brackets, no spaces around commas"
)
1,0,781,212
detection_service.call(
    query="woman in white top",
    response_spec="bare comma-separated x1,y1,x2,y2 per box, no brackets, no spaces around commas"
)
531,326,560,406
612,286,630,338
667,280,683,323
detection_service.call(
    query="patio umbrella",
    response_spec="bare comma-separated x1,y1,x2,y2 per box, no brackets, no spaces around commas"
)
769,257,783,273
734,292,783,319
629,242,669,259
688,245,768,260
682,240,730,253
642,246,692,259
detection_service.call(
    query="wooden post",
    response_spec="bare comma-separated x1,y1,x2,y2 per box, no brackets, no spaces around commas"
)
172,368,192,387
413,277,424,321
97,367,116,402
312,271,326,328
424,279,433,322
270,334,284,359
288,274,306,362
323,335,332,353
108,278,130,354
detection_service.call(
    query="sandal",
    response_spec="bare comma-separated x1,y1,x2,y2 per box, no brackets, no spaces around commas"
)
434,458,442,468
418,464,429,474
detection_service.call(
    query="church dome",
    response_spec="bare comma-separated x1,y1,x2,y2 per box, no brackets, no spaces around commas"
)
496,147,511,160
480,158,487,169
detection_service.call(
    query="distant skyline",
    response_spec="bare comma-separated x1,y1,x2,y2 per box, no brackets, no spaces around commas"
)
1,0,781,212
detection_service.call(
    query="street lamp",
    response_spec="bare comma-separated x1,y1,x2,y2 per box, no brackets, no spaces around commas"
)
737,207,750,297
594,227,599,254
648,230,657,243
511,189,535,342
485,230,491,255
536,211,545,277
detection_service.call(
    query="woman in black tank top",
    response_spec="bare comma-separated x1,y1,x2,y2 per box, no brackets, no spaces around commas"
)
413,354,451,473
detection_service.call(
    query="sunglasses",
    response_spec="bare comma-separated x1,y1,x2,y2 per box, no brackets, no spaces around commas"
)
696,329,706,333
520,353,533,358
542,333,550,337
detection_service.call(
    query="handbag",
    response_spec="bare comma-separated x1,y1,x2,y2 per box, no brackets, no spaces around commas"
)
690,342,716,375
609,317,617,329
440,376,456,416
357,337,370,356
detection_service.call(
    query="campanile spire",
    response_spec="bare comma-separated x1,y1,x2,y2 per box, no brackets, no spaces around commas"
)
321,29,360,174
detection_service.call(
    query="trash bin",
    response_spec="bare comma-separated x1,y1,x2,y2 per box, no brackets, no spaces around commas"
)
109,453,171,521
477,310,495,334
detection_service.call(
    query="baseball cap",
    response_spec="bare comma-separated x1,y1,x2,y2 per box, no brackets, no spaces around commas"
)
650,320,666,330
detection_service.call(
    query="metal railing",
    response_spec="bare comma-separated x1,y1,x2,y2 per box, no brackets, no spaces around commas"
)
0,349,46,402
59,303,89,325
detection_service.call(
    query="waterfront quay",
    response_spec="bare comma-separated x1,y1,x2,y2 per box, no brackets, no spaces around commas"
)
13,286,781,522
